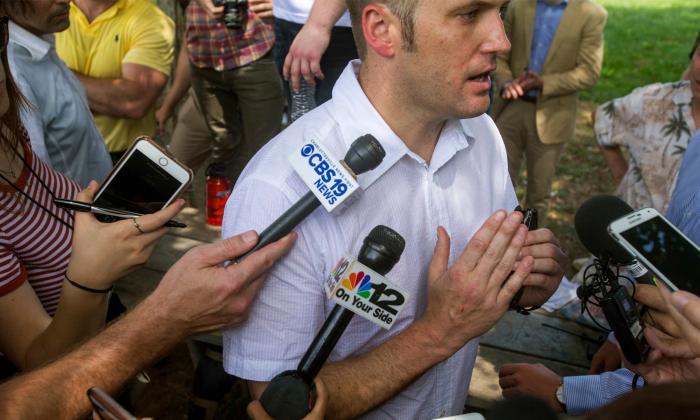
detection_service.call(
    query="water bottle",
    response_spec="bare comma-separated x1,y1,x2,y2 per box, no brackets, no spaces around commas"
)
290,79,316,122
206,175,232,226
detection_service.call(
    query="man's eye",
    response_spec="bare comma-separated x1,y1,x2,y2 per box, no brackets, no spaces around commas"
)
462,9,479,21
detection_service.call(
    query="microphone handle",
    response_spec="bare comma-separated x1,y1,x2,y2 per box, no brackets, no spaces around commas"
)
239,192,320,260
297,305,355,380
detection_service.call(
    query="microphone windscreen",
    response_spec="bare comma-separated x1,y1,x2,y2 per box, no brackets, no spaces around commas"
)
343,134,386,175
574,195,634,264
367,225,406,260
359,225,406,276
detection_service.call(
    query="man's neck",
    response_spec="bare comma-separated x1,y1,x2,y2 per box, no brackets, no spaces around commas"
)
73,0,119,22
358,64,446,165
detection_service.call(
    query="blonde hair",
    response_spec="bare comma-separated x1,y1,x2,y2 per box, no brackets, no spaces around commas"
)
346,0,419,58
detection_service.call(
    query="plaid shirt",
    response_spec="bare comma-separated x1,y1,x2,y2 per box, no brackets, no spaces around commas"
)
186,2,274,71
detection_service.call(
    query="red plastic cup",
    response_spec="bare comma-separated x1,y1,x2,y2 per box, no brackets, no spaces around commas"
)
206,175,232,226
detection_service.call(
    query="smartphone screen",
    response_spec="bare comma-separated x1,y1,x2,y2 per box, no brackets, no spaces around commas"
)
620,215,700,294
94,149,183,214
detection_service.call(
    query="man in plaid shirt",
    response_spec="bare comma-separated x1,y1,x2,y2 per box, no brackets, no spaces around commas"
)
187,0,283,181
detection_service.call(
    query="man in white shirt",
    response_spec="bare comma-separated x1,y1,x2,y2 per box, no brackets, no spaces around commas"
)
222,1,566,418
3,0,111,187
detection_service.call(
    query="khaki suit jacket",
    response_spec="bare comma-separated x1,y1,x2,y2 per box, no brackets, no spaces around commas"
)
491,0,607,145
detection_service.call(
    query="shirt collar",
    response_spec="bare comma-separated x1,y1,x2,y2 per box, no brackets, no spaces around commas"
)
9,20,53,61
538,0,569,5
329,60,473,189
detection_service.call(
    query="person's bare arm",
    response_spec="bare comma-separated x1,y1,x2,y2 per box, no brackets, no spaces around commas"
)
598,145,628,185
156,46,192,132
0,231,296,419
75,63,168,120
251,211,534,418
283,0,348,92
0,183,183,369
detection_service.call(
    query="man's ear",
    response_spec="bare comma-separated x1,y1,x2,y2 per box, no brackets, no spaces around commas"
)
361,4,402,58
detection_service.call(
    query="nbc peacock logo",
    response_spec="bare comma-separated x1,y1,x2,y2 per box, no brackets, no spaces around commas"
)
341,271,373,299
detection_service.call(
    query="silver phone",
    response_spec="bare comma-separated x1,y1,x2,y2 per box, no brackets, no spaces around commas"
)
608,208,700,294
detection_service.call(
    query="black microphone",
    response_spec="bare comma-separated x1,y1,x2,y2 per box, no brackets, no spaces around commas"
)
574,195,655,285
240,135,385,260
574,195,650,364
258,225,406,420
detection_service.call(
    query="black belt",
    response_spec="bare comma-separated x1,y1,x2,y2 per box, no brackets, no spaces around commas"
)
520,95,537,103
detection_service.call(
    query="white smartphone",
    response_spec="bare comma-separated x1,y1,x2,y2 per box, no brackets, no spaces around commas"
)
93,137,192,222
608,208,700,294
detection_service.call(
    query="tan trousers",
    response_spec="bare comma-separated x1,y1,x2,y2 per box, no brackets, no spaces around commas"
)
496,99,565,227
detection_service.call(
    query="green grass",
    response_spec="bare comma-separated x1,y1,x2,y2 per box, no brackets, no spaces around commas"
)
517,0,700,273
581,0,700,103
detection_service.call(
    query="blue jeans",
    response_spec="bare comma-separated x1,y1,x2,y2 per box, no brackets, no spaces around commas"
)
274,18,358,105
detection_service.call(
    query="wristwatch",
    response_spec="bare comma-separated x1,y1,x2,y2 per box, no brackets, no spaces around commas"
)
555,383,567,412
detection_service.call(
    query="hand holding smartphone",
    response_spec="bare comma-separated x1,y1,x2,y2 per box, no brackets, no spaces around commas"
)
92,137,192,222
608,208,700,295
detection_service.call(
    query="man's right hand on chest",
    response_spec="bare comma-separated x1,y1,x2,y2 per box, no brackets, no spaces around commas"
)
415,211,534,358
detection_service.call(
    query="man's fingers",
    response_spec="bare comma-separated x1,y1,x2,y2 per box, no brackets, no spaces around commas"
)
300,60,315,85
644,326,693,358
226,232,298,284
307,378,328,418
471,212,523,284
283,52,293,81
132,199,185,232
428,226,451,283
523,228,560,247
247,401,273,420
310,60,324,81
498,363,525,377
498,373,519,389
458,210,508,272
670,291,700,329
290,58,302,92
501,387,522,399
192,230,260,266
634,284,666,311
497,255,533,307
646,308,682,338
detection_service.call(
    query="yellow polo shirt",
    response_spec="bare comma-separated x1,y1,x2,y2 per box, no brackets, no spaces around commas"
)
56,0,174,153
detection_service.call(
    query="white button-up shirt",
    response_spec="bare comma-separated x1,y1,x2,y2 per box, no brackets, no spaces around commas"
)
8,21,111,187
222,61,517,419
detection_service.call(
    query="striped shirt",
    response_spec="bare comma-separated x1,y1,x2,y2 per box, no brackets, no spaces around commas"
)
185,2,275,71
0,135,77,316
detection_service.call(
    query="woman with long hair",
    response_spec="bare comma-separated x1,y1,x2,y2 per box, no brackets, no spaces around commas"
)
0,15,183,371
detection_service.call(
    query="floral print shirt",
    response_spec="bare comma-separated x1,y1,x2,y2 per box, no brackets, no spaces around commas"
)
594,81,696,213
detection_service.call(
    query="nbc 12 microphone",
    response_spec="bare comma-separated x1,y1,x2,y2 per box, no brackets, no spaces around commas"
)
239,135,385,260
574,194,655,285
258,225,406,420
